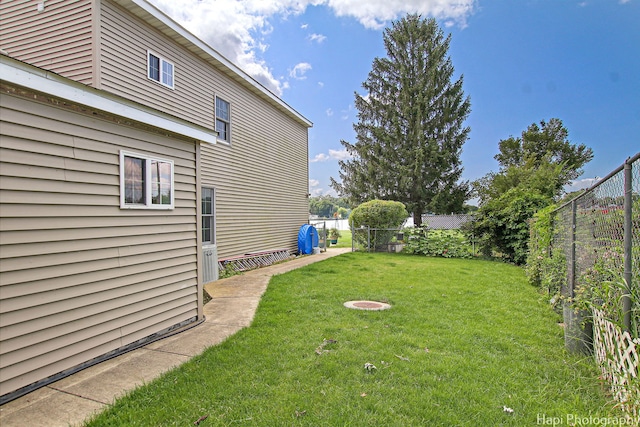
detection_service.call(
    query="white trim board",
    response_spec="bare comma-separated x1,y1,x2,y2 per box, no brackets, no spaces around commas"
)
0,54,218,144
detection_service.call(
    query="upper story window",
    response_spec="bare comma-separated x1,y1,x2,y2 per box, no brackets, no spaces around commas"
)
215,96,231,143
147,51,174,89
120,151,174,209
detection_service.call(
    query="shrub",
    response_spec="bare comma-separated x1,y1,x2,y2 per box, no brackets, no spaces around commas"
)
466,187,551,265
540,247,566,312
574,248,639,338
525,204,566,311
404,227,472,258
526,204,557,288
349,200,408,249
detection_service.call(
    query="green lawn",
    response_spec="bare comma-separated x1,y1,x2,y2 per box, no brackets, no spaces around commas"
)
86,253,616,426
329,229,352,248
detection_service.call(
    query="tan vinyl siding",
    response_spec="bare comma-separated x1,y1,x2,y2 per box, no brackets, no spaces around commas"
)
99,0,213,129
97,0,310,257
0,90,199,397
1,0,310,259
0,0,94,85
201,73,309,258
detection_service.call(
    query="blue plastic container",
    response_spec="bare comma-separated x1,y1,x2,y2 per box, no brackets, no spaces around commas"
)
298,224,319,255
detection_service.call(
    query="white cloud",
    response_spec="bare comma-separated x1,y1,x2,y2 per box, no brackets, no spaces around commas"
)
310,149,352,163
310,187,326,197
328,148,353,161
309,182,338,197
565,177,600,193
148,0,310,96
326,108,334,116
309,33,327,43
324,0,476,29
310,153,330,162
148,0,476,96
290,62,312,80
309,179,331,196
340,103,354,120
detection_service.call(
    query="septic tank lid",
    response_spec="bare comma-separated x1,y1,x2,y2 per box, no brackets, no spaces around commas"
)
343,300,391,311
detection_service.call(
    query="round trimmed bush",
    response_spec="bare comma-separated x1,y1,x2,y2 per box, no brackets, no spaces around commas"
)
349,200,408,249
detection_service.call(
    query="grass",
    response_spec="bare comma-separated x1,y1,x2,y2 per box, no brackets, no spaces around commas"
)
330,229,352,249
85,253,617,426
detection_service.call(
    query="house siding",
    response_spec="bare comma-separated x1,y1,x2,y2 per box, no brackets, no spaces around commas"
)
0,88,199,399
99,0,310,258
201,93,310,258
0,0,95,85
99,0,213,129
1,0,311,257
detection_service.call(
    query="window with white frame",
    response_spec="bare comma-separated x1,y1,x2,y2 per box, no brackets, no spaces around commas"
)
202,187,216,244
147,51,174,89
120,151,174,209
215,96,230,143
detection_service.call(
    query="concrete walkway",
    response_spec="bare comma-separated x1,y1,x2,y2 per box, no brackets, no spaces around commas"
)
0,248,351,427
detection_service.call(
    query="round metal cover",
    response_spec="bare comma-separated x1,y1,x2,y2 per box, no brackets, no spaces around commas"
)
343,300,391,311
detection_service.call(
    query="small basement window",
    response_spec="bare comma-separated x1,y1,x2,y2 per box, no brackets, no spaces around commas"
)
148,51,174,89
120,151,174,209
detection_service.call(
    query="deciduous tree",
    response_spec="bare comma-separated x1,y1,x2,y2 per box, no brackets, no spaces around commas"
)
476,118,593,204
466,118,593,264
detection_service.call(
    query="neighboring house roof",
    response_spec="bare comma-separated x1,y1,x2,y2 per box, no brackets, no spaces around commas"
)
422,214,473,230
114,0,313,129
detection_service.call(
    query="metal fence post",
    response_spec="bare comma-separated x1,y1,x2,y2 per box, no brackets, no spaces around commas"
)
623,157,633,332
569,199,577,299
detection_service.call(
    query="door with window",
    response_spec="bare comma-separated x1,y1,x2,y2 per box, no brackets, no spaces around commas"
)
201,187,218,282
202,187,215,245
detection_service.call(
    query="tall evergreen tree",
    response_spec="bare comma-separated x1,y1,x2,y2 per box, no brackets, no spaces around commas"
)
330,14,471,226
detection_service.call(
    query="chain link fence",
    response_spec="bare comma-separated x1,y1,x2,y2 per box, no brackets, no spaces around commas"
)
350,226,407,252
350,215,474,253
552,153,639,340
544,154,639,415
309,220,328,252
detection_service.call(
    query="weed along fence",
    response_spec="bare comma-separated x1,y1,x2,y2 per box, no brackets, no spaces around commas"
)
547,153,640,415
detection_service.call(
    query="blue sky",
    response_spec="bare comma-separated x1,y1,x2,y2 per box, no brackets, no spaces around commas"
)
149,0,639,200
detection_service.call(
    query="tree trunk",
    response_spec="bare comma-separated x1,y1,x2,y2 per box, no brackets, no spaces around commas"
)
413,208,422,227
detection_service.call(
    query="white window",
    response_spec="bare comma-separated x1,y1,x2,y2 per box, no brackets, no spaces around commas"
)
215,96,230,143
147,51,174,89
202,187,216,244
120,151,174,209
